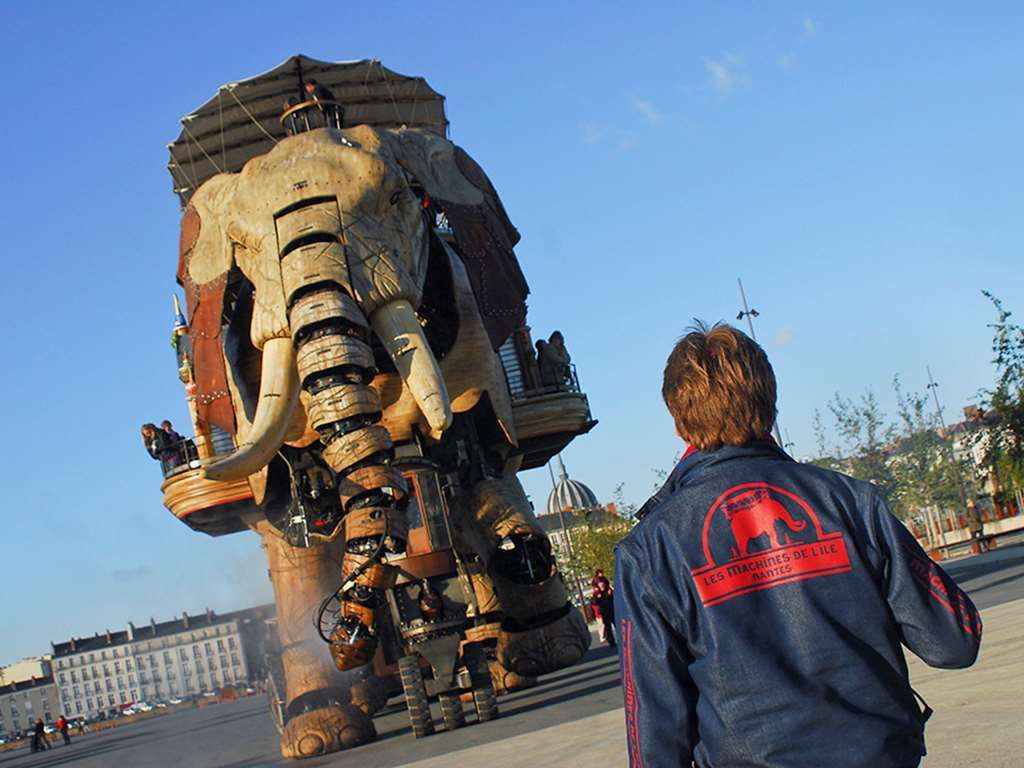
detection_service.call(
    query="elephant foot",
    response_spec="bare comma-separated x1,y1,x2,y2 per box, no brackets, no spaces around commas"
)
496,603,591,677
350,673,394,716
280,704,376,760
488,659,536,695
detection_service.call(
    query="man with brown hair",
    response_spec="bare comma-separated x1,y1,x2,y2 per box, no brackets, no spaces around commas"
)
614,322,981,768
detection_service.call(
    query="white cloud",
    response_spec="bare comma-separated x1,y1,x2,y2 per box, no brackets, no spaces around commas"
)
802,17,817,38
630,97,663,125
704,54,747,96
774,327,797,347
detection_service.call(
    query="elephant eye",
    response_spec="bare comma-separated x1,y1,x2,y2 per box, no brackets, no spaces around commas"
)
389,189,404,206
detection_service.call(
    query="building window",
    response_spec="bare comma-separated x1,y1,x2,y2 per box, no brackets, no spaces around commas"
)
114,661,122,674
103,664,111,677
204,642,212,656
61,688,69,701
217,639,225,652
228,637,237,650
105,680,112,692
220,655,228,669
117,677,125,690
179,648,187,661
108,695,115,707
58,673,66,685
196,659,204,672
193,646,201,659
231,653,239,666
86,698,93,711
73,685,81,697
163,651,171,664
119,692,126,705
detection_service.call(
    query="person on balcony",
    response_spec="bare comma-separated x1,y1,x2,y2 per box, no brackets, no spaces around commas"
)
538,330,572,388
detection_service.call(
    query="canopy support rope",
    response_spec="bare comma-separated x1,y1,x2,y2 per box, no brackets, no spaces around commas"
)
225,86,279,146
180,121,226,175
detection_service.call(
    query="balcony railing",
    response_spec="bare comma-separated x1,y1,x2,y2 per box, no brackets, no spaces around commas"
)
154,427,235,479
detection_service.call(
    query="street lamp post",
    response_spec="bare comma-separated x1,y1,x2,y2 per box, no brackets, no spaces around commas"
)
925,366,971,516
737,278,785,447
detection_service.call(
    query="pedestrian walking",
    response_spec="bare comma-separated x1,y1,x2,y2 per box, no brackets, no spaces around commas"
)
590,578,616,648
615,322,982,768
31,718,49,752
57,714,71,745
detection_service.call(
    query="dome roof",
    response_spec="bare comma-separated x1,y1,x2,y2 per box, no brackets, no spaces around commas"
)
546,457,599,516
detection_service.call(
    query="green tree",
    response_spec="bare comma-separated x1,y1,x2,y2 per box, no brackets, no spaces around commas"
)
809,381,967,520
811,389,899,501
562,484,635,584
888,376,965,517
972,292,1024,496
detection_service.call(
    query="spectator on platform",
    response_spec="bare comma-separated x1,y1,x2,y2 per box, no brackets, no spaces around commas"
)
591,578,616,648
538,331,571,388
57,714,70,745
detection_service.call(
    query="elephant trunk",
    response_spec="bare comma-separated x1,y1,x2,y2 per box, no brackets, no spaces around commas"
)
202,337,299,482
287,285,409,670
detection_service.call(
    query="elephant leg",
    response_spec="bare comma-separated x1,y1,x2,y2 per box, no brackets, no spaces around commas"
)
286,287,407,671
466,475,591,677
258,522,375,759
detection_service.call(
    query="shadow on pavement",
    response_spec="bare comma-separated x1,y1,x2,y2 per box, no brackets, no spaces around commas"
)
0,731,154,767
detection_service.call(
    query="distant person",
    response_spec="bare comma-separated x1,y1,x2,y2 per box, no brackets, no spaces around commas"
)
967,500,989,552
615,321,982,768
32,719,49,752
57,714,70,745
141,423,165,461
141,422,178,473
77,720,85,736
590,567,606,589
538,331,571,388
304,79,344,128
590,578,616,648
161,419,195,465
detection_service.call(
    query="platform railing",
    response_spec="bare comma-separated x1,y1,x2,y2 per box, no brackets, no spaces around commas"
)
156,427,235,479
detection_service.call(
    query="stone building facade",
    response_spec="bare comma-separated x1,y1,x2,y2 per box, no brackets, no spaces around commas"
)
0,675,60,738
51,606,271,720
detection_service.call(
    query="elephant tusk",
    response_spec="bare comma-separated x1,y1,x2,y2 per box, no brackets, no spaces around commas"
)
370,299,452,439
202,337,299,481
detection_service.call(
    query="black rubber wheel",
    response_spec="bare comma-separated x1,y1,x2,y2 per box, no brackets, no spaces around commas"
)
398,655,434,738
472,681,499,722
439,692,466,731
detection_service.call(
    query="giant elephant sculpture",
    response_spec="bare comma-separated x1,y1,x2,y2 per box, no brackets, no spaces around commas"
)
164,121,592,759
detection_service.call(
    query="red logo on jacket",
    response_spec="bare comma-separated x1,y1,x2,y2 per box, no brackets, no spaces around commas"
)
692,483,851,606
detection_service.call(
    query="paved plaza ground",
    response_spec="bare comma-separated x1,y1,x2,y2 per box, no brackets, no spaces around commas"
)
2,544,1020,768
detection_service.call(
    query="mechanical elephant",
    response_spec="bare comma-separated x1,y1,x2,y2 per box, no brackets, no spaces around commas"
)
172,123,591,758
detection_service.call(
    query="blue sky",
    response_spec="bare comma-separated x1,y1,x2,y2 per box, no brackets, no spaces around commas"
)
1,2,1021,662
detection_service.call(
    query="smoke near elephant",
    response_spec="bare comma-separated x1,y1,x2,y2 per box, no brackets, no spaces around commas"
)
157,57,596,759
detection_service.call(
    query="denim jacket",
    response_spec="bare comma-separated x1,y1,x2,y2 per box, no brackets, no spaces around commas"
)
614,442,981,768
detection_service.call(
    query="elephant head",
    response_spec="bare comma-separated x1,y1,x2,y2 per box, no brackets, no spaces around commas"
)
181,125,454,486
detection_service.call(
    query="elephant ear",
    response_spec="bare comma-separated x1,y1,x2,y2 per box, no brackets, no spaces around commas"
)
382,129,529,350
177,174,238,435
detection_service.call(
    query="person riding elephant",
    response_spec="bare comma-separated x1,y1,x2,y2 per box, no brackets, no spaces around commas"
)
538,331,571,388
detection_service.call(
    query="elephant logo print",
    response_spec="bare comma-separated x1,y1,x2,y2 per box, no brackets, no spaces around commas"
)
723,488,808,559
691,483,852,607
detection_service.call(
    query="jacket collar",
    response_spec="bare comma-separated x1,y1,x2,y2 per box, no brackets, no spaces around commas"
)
635,440,793,520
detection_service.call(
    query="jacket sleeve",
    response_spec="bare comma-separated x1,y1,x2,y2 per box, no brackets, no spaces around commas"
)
615,539,697,768
870,491,982,668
